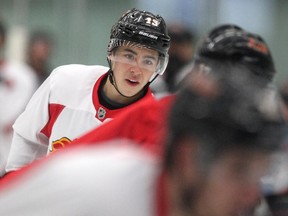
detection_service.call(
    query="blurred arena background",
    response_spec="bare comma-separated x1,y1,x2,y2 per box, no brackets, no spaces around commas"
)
0,0,287,85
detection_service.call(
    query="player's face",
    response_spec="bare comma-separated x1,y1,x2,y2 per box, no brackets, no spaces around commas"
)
109,45,159,97
190,150,269,216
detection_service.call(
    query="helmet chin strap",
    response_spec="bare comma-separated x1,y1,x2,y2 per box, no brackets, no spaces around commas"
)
106,57,157,99
108,69,132,98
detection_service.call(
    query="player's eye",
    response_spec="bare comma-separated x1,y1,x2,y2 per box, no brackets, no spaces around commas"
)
142,58,157,66
123,53,135,61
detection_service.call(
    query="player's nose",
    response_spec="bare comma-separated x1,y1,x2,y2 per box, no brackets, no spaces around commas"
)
129,66,142,75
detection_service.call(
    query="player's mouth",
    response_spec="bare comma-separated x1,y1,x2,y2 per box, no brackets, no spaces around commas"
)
126,79,139,86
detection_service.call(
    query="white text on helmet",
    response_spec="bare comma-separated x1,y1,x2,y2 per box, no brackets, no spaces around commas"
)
139,31,158,40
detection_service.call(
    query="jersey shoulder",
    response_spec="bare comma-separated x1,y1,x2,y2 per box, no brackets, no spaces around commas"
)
48,64,109,105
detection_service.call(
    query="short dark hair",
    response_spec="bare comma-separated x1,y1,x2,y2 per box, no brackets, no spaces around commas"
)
165,64,285,169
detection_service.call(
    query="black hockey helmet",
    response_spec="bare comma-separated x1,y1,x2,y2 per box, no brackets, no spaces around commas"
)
195,24,276,81
107,8,170,76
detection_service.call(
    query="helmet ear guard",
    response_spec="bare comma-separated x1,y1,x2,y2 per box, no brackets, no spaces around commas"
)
148,53,169,82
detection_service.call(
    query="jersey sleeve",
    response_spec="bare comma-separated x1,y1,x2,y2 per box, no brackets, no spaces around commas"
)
5,131,48,173
4,68,58,174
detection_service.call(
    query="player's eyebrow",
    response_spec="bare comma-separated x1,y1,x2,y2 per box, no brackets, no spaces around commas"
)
123,48,158,61
123,48,137,55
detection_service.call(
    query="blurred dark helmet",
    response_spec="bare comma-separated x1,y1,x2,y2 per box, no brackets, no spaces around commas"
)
195,24,276,81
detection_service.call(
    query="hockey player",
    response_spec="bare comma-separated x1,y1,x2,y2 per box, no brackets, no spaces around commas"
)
3,8,170,174
0,21,38,175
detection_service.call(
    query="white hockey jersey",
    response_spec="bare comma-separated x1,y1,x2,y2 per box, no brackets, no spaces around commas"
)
5,64,154,173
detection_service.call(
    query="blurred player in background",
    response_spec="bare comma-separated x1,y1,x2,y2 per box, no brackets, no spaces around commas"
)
26,30,54,86
0,20,38,175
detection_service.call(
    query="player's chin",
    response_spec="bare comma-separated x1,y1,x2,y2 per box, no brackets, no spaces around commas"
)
122,86,144,97
124,90,140,98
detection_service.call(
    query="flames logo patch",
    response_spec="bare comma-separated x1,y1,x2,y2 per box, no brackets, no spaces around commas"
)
248,37,269,55
51,137,72,153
